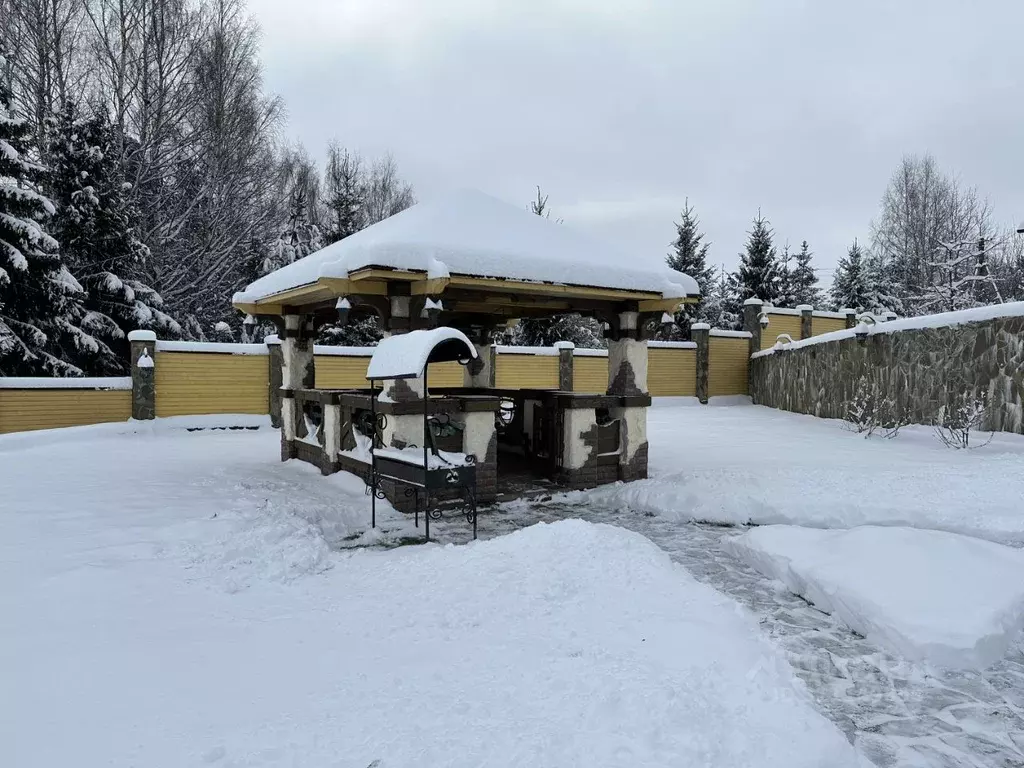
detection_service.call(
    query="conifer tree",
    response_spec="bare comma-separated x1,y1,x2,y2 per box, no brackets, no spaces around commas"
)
0,58,85,375
732,210,781,304
46,103,180,373
262,188,324,275
830,240,871,310
789,240,822,306
665,199,716,335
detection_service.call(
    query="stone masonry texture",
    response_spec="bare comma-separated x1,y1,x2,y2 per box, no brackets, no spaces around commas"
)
750,316,1024,434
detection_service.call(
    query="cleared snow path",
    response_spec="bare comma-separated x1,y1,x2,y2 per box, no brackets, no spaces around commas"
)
434,506,1024,768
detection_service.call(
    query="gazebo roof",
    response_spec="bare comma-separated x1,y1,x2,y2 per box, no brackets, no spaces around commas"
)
233,189,698,315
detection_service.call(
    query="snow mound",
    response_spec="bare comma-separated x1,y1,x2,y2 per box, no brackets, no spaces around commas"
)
192,500,334,592
722,525,1024,669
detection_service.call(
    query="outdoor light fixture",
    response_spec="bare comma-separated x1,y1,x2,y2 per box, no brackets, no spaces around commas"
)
661,312,675,335
758,311,770,329
854,313,876,344
424,297,443,328
336,297,351,325
1017,220,1024,234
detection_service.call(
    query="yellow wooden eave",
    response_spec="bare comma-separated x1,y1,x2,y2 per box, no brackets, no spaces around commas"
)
233,269,696,316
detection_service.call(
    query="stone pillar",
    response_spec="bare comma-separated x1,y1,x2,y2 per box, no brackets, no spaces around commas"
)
555,341,575,391
842,308,858,329
128,330,157,420
322,396,341,474
607,310,648,482
387,284,411,334
462,409,497,503
797,304,814,340
280,314,315,460
742,297,763,356
266,334,283,428
607,312,647,396
691,323,710,404
884,311,898,322
464,329,496,388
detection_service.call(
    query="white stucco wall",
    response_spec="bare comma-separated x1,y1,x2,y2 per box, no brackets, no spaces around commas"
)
562,407,597,470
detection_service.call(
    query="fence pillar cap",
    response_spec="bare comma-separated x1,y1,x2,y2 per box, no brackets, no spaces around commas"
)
690,322,711,331
128,330,157,342
742,297,763,306
265,334,281,345
840,307,857,314
553,341,575,350
795,304,813,312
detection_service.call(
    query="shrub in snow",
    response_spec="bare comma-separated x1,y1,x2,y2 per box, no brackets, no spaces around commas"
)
842,375,906,439
933,388,993,449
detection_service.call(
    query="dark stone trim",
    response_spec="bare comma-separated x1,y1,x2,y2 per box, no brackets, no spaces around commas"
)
281,389,295,399
608,355,645,397
618,440,649,482
619,394,652,407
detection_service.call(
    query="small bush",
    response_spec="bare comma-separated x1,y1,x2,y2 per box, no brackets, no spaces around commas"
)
842,376,906,439
933,389,993,449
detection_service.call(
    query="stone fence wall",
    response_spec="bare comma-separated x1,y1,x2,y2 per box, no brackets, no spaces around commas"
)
749,304,1024,434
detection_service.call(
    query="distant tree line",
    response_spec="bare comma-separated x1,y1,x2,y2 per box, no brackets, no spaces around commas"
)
662,153,1022,337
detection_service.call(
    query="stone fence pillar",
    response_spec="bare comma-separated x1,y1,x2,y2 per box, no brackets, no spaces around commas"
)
742,297,764,356
691,323,710,404
128,330,156,420
555,341,575,391
842,308,858,329
280,314,315,461
266,334,283,428
797,305,813,340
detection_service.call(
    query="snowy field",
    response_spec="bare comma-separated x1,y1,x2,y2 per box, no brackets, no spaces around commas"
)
3,403,1024,767
1,420,861,768
582,398,1024,545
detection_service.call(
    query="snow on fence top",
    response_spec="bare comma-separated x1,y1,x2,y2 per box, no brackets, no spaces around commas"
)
155,341,268,355
762,306,848,319
312,345,375,357
709,330,753,339
649,340,699,349
0,377,132,390
234,189,699,303
366,327,476,380
752,301,1024,359
494,345,560,356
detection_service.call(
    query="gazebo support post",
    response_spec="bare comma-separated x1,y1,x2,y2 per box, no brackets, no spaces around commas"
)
607,309,650,482
280,313,315,461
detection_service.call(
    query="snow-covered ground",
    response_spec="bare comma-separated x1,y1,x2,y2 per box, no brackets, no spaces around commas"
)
721,525,1024,669
1,424,861,768
584,400,1024,544
4,402,1024,767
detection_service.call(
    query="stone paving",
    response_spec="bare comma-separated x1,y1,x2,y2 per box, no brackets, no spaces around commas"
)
429,501,1024,768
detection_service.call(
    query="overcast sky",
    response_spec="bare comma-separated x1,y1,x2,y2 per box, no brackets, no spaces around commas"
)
248,0,1024,287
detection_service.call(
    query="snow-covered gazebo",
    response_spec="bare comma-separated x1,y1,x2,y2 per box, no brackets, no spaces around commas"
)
233,189,698,509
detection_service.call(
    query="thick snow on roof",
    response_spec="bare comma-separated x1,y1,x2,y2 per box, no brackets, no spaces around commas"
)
366,327,476,380
236,189,699,303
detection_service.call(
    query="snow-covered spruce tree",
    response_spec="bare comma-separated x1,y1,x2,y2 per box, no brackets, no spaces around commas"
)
46,103,180,374
318,314,384,347
262,187,323,275
664,200,715,338
323,142,364,244
775,243,797,307
0,63,85,376
864,250,904,315
732,210,781,305
830,240,871,311
789,241,822,306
